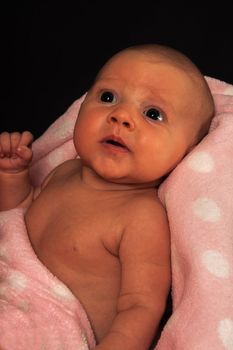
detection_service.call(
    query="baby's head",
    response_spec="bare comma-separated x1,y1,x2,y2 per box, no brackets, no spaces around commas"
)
96,44,214,145
74,44,214,186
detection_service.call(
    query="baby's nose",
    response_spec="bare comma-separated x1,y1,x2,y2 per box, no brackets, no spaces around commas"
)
107,108,135,130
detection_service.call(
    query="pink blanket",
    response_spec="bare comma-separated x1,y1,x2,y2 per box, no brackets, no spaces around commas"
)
1,77,233,349
157,78,233,349
0,208,95,349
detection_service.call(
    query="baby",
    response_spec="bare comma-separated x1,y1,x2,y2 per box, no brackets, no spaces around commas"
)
0,44,214,350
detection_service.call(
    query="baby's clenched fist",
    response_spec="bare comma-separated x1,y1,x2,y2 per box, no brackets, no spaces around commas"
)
0,131,33,173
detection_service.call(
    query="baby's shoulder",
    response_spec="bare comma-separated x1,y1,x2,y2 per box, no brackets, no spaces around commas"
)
125,190,167,225
120,191,170,258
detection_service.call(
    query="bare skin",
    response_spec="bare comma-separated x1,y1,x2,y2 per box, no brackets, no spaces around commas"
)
0,45,214,350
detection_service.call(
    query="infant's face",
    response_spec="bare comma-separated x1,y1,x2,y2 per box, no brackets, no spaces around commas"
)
73,51,203,185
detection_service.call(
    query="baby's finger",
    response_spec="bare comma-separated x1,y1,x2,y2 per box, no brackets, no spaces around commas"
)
16,145,33,165
18,131,34,147
0,132,11,157
10,132,22,154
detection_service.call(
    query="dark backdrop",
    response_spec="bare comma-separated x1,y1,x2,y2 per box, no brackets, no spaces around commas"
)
2,2,233,139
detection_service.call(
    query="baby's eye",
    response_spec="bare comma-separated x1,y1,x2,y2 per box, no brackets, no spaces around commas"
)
100,91,116,103
144,107,164,122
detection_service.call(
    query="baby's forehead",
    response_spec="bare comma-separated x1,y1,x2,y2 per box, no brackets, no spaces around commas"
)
99,51,199,93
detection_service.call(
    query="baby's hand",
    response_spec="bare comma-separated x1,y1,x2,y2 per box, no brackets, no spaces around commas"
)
0,131,33,173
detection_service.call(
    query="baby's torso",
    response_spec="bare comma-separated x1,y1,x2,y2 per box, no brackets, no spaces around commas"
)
25,163,132,339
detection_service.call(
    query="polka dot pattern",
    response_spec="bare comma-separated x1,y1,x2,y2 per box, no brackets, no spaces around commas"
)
218,319,233,350
202,250,230,278
224,86,233,96
7,271,28,291
0,210,95,349
192,197,221,222
187,151,215,173
158,77,233,349
51,283,75,301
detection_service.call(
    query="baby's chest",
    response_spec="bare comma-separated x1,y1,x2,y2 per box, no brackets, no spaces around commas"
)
53,210,122,257
26,195,125,263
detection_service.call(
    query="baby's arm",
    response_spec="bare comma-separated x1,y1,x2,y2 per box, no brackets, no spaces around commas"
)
96,198,171,350
0,131,34,210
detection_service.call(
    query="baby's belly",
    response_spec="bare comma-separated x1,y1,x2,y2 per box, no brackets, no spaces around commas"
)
25,208,121,340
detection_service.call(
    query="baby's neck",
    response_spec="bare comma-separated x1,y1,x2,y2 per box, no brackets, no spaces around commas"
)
79,165,158,192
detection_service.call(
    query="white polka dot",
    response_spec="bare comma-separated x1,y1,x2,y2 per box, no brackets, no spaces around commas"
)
80,333,89,350
192,197,221,222
51,283,74,300
187,151,214,173
7,271,28,291
202,250,230,278
218,319,233,349
224,86,233,96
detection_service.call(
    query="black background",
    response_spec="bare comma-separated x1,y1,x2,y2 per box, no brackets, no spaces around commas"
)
2,2,233,139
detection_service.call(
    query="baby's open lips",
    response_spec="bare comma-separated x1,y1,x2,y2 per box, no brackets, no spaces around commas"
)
101,136,130,151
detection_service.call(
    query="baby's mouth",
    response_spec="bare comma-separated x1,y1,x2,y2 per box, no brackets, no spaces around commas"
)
105,139,125,148
101,136,130,151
